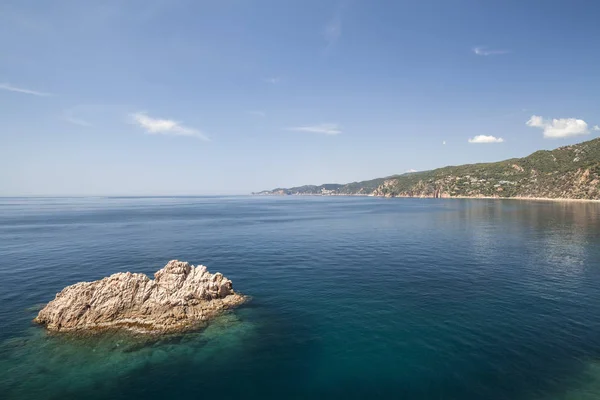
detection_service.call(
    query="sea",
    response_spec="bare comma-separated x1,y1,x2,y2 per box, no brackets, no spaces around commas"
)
1,196,600,399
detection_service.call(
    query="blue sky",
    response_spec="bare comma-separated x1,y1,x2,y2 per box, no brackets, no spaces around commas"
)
1,0,599,195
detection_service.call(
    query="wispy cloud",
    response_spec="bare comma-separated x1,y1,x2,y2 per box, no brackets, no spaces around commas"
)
131,112,209,140
247,110,266,117
526,115,590,138
264,77,281,84
468,135,505,143
63,107,92,127
593,125,600,131
442,140,447,145
288,123,342,135
324,14,342,48
64,115,93,127
0,82,52,96
472,46,510,56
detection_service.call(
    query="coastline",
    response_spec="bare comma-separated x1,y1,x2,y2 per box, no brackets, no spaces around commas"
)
253,193,600,203
392,195,600,203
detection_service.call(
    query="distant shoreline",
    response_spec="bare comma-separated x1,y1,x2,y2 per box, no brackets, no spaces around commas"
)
253,137,600,203
252,194,600,203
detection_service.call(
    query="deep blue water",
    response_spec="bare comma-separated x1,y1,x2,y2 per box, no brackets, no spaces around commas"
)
2,196,600,399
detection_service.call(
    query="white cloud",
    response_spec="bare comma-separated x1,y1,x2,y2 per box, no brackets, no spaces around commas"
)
442,140,446,145
468,135,505,143
131,112,209,140
247,110,266,117
472,46,510,56
63,108,92,127
287,123,342,135
526,115,590,138
593,125,600,131
0,82,52,96
64,115,92,127
405,169,418,173
325,15,341,48
264,77,281,84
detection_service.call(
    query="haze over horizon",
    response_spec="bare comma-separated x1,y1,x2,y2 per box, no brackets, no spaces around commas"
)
2,0,599,196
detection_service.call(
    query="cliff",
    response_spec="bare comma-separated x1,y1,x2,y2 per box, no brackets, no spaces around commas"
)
256,137,600,200
34,260,246,334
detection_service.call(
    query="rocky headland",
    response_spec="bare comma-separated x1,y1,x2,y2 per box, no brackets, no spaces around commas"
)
35,260,246,334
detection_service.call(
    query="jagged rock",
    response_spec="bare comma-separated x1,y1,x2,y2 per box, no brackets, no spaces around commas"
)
34,260,246,333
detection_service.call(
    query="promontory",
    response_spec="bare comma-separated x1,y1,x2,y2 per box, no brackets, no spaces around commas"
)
34,260,246,333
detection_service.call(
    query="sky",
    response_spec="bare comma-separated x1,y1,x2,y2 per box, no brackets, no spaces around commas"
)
1,0,599,196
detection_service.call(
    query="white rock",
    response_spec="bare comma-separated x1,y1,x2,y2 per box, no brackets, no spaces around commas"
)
35,260,246,333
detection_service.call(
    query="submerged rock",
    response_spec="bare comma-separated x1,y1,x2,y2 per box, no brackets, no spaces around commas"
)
34,260,246,333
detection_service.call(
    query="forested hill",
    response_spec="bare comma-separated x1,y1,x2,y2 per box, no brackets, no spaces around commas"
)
254,138,600,200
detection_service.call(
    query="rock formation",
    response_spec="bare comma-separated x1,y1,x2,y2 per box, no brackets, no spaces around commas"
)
35,260,246,333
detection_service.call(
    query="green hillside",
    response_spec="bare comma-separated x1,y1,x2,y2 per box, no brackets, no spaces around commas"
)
256,137,600,200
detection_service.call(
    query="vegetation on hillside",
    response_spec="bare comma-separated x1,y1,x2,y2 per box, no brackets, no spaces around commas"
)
255,138,600,200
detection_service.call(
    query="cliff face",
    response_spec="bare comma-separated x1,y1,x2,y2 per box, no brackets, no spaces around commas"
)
35,260,246,334
257,138,600,200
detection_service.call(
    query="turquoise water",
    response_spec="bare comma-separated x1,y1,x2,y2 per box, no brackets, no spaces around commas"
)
2,196,600,399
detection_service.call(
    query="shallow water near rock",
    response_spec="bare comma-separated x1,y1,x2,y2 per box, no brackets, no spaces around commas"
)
2,196,600,399
0,312,257,399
